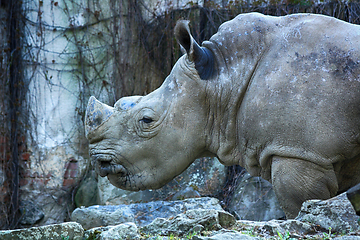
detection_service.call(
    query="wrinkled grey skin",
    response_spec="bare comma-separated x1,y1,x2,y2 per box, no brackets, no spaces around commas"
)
85,13,360,218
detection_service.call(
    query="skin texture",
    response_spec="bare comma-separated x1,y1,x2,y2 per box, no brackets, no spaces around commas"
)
85,13,360,218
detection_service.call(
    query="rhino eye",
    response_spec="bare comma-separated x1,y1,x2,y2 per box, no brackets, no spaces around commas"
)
140,117,153,124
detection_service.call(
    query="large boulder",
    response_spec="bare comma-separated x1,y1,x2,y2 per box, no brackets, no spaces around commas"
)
231,193,360,238
227,172,285,221
74,170,99,207
140,208,236,237
84,222,140,240
20,188,74,227
71,197,224,229
19,200,45,225
296,193,360,233
233,219,315,238
0,222,84,240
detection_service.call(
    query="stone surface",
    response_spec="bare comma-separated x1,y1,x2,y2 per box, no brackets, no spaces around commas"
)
97,157,226,205
20,148,88,227
171,186,201,200
71,197,224,229
140,209,236,237
227,172,285,221
233,219,315,238
84,226,112,239
20,188,74,227
333,237,360,240
0,222,84,240
296,193,360,233
99,222,140,240
75,170,99,207
71,205,135,230
193,229,258,240
19,200,45,225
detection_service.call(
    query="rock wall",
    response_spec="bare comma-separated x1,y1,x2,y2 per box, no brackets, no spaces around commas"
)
19,0,167,227
1,194,359,239
17,0,231,228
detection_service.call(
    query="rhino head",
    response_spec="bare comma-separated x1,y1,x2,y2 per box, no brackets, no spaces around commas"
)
85,21,230,191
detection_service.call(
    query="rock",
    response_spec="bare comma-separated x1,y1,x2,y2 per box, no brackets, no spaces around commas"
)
20,188,74,226
347,183,360,216
97,176,162,205
0,222,84,240
277,219,316,235
97,157,226,205
83,226,111,239
140,209,236,237
19,200,45,225
74,170,99,207
296,193,360,233
71,205,135,230
233,219,315,238
98,222,140,240
227,172,285,221
333,237,360,240
171,186,201,200
71,197,223,229
192,229,258,240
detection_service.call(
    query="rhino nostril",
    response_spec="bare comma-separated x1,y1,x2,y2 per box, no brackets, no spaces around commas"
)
100,161,110,167
97,161,111,177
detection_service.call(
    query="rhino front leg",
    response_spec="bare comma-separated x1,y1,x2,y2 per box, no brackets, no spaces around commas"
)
271,156,338,219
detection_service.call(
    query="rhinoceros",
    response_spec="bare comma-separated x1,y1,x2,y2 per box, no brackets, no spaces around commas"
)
85,12,360,218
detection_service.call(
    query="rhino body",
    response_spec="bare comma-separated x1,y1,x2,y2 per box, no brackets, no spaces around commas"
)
85,13,360,218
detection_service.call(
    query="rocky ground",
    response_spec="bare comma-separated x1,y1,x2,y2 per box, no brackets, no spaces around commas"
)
1,193,360,240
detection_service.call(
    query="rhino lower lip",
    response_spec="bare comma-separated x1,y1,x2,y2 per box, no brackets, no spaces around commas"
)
98,161,127,177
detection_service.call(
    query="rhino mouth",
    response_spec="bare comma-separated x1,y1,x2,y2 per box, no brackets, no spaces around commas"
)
91,154,127,177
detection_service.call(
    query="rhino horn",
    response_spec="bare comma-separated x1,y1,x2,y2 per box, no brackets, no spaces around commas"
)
85,96,114,137
175,20,214,80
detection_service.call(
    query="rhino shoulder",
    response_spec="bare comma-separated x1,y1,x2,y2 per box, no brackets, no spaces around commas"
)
214,12,277,40
207,13,281,61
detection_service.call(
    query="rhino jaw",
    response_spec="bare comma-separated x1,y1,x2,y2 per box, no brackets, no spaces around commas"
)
85,96,116,138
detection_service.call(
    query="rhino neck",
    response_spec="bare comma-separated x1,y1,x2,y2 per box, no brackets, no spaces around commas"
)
202,24,267,166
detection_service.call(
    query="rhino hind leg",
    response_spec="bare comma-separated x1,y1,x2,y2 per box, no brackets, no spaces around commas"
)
271,156,338,219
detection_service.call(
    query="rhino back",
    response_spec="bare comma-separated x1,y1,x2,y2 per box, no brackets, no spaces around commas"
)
215,14,360,180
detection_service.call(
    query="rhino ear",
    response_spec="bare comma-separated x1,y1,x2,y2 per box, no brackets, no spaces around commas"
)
175,20,201,62
175,20,214,79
